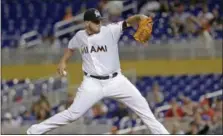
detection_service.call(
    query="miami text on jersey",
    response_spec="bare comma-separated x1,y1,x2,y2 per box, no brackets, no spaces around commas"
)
81,45,107,54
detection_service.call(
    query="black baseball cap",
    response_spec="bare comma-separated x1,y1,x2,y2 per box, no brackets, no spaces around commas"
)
83,8,105,21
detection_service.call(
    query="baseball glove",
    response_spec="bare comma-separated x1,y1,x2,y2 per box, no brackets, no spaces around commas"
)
133,17,153,43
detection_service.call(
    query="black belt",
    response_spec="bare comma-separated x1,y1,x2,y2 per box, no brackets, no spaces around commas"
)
84,72,118,80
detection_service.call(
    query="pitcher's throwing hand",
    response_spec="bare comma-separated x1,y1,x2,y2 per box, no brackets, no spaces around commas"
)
57,61,67,76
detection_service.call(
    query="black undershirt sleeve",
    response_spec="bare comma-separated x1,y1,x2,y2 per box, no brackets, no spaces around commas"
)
122,21,129,31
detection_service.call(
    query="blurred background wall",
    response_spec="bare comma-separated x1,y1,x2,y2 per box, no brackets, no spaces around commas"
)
2,59,222,85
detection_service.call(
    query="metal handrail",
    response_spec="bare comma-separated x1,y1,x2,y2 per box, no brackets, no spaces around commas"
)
154,89,223,117
1,39,222,65
53,0,138,38
19,30,42,48
105,89,223,134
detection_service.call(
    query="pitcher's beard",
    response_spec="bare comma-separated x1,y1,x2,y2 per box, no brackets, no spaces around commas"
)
89,26,100,34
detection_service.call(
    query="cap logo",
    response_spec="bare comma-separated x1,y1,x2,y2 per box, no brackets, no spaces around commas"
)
95,10,101,17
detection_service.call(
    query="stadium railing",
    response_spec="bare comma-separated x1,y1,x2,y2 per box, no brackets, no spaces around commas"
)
103,89,223,134
2,68,136,114
19,30,42,48
1,68,137,134
1,75,68,115
154,89,223,117
1,118,113,134
53,0,137,38
2,39,222,65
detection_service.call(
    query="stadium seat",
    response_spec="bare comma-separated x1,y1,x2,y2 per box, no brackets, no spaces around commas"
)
1,0,222,48
2,73,221,126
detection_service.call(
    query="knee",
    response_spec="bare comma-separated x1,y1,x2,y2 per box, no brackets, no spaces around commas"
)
66,109,83,121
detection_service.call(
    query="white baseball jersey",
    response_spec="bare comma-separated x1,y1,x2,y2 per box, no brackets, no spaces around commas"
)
68,21,124,76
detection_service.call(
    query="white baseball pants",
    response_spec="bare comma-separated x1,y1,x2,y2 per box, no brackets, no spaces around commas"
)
27,73,169,134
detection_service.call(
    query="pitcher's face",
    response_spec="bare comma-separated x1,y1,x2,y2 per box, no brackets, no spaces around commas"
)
89,20,101,34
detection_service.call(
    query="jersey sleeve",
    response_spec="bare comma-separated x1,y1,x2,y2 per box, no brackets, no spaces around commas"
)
108,21,124,42
68,34,80,49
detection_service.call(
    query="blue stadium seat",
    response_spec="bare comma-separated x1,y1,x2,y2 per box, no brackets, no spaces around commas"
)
7,73,220,124
136,73,222,104
2,0,222,48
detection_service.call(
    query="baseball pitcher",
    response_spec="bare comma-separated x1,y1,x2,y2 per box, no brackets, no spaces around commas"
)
27,8,169,134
